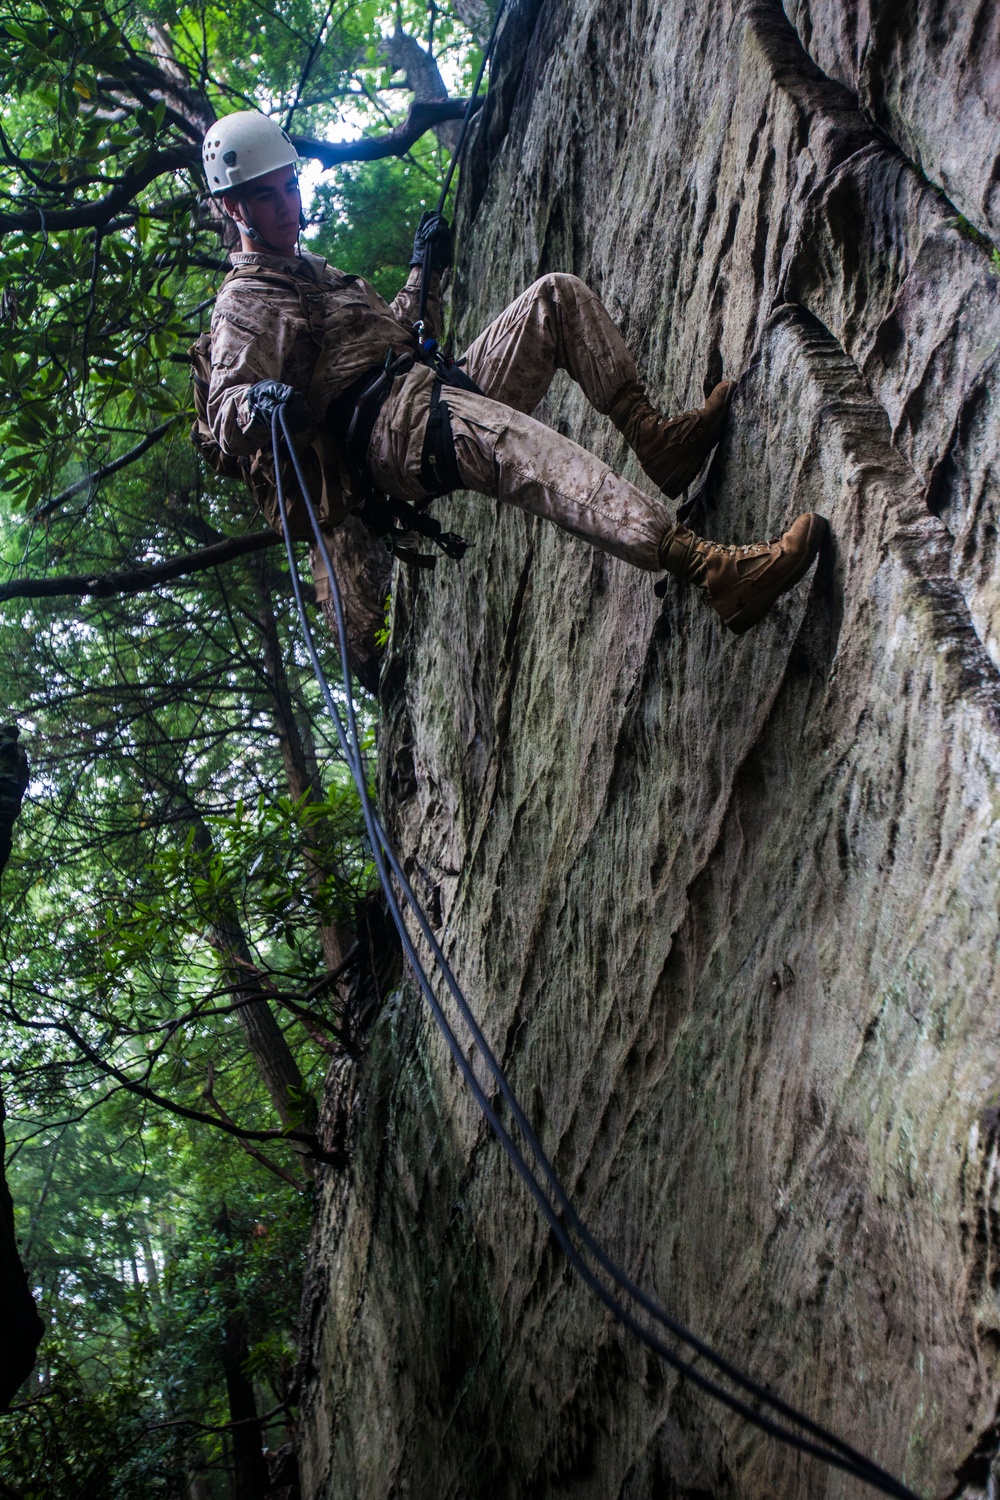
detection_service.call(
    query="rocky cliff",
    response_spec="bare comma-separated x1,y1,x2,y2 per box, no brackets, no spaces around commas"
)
298,2,1000,1495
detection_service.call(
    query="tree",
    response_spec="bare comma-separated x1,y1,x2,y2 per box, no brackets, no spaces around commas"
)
0,0,484,1486
0,726,44,1412
0,0,475,512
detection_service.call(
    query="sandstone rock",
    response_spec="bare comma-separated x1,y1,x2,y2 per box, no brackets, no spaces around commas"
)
298,2,1000,1495
785,0,1000,245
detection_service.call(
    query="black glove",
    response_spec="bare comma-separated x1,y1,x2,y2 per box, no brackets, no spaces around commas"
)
410,211,453,277
245,381,312,436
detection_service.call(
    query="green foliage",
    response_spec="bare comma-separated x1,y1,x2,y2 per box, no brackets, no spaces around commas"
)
1,509,372,1128
0,0,212,510
374,585,393,649
309,152,437,300
104,783,372,974
2,1100,311,1498
0,0,479,1490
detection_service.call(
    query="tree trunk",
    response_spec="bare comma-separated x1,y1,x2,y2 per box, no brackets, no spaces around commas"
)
0,725,44,1410
138,1213,162,1307
250,555,351,971
379,27,461,151
171,810,317,1177
215,1205,269,1500
193,815,312,1132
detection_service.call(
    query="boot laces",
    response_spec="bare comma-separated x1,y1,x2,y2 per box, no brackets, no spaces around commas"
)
699,537,778,558
655,409,701,443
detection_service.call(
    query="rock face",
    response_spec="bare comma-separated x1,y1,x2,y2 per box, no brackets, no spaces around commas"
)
297,2,1000,1496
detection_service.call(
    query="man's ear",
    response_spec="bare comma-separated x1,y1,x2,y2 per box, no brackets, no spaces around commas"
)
220,193,245,224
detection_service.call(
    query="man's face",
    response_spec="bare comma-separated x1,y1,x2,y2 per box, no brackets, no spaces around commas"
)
223,166,301,255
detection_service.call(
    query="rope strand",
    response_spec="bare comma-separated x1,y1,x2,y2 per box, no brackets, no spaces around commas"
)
271,407,922,1500
418,0,512,328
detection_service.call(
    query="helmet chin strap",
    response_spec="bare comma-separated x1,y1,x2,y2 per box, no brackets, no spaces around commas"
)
235,202,300,255
242,217,298,254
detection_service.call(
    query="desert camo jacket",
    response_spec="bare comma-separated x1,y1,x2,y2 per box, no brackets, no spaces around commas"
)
207,247,441,536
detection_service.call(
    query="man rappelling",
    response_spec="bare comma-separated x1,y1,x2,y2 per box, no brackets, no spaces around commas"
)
200,111,827,635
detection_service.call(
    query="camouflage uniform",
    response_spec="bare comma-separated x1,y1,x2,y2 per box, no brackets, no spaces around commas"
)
207,254,673,585
208,249,440,563
208,249,437,460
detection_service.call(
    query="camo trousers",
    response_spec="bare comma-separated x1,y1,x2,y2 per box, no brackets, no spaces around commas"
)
366,272,673,571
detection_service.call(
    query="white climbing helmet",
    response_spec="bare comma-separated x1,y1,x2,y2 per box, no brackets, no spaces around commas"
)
202,111,301,194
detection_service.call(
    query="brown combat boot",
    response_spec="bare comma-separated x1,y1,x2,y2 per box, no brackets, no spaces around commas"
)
609,379,735,498
658,512,828,634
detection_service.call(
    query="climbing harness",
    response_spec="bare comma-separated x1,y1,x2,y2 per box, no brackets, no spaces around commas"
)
329,348,470,562
342,352,414,476
270,403,921,1500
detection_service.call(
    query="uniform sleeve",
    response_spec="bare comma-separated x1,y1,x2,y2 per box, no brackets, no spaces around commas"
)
388,265,442,339
206,284,304,459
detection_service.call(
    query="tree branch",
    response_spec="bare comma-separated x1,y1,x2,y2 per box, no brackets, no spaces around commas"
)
0,99,474,234
203,1065,305,1189
379,29,461,151
30,419,180,522
0,148,197,233
0,531,283,605
289,96,473,166
5,1002,347,1165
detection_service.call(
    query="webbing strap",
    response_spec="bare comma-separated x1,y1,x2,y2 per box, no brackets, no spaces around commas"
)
419,377,463,495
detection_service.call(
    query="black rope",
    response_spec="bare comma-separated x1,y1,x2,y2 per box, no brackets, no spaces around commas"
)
271,407,922,1500
418,0,512,328
436,0,508,215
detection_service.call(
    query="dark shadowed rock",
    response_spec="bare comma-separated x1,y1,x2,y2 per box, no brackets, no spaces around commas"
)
0,724,28,877
0,1097,44,1411
785,0,1000,244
